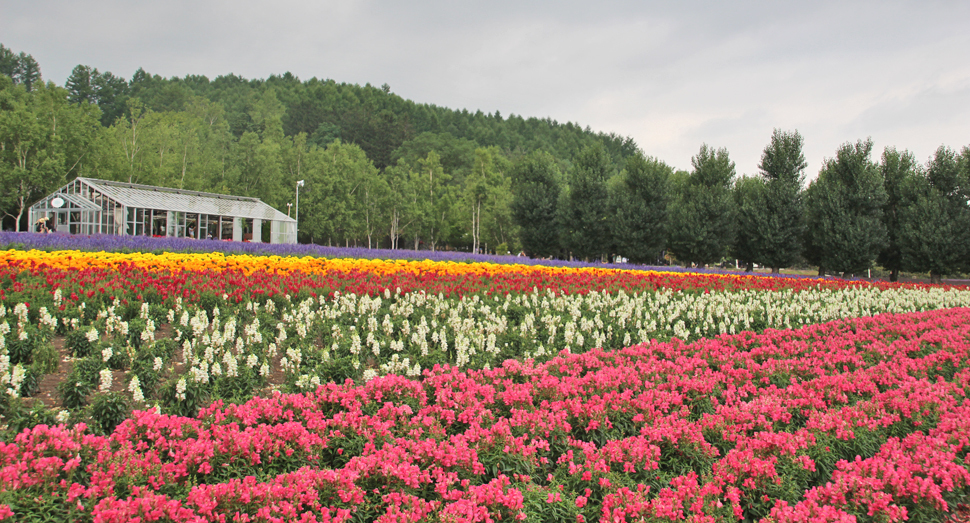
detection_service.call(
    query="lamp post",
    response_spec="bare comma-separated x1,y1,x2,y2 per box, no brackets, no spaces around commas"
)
295,180,305,242
286,203,292,218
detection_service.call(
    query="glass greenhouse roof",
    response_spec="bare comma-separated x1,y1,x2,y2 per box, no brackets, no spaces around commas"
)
76,178,295,222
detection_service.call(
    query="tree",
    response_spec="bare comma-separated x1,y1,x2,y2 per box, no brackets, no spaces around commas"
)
732,175,768,271
804,139,887,276
462,147,511,254
66,65,97,105
667,144,736,267
877,147,919,282
0,46,42,92
298,140,378,245
0,79,100,230
607,152,671,264
413,151,454,251
896,146,970,282
92,70,130,126
0,45,17,79
383,159,420,250
15,54,41,92
755,129,807,272
559,144,613,261
510,151,561,258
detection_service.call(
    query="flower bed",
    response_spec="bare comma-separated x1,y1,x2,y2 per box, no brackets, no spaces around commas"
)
0,250,968,414
1,308,969,522
0,231,838,278
1,249,969,521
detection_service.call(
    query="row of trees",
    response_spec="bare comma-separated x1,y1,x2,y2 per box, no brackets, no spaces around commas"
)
518,129,969,282
1,44,968,279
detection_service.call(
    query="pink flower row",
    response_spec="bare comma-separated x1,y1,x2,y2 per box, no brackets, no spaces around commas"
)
1,308,969,522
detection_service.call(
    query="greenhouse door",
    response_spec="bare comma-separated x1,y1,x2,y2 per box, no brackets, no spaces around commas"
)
54,211,69,233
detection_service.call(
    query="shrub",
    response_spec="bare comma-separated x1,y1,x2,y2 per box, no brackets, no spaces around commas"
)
89,391,129,435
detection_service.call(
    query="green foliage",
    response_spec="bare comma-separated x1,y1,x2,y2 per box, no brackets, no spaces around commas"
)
668,145,736,267
559,144,614,261
89,391,130,434
66,327,96,357
160,376,208,418
897,146,970,281
30,341,58,375
608,152,672,264
71,355,107,390
6,327,43,365
805,139,888,275
0,78,102,230
877,147,920,281
735,129,807,272
58,377,91,410
511,151,562,257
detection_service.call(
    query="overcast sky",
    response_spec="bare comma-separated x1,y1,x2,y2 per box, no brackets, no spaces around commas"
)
3,0,969,177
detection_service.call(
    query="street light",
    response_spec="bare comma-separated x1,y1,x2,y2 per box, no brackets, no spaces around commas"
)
286,203,292,218
295,180,305,242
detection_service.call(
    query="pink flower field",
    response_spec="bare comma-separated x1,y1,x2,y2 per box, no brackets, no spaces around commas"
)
1,307,968,522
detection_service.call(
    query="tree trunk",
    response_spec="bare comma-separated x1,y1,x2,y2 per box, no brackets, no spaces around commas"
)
889,268,899,282
930,271,942,284
771,266,780,274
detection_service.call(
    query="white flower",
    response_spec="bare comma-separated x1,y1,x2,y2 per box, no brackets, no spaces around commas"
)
129,375,144,402
175,377,187,401
86,328,100,344
55,410,70,423
223,351,238,377
362,369,379,382
99,368,113,392
153,357,163,372
8,364,25,397
102,347,113,363
191,365,209,384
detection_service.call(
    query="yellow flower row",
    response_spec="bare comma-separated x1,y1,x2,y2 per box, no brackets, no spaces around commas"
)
0,248,698,280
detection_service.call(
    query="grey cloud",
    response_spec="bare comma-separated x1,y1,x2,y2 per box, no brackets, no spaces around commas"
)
1,0,968,176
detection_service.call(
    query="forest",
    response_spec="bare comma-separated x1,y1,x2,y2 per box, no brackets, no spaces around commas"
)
2,43,969,280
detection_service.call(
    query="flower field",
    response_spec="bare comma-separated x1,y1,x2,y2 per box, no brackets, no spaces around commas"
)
0,247,968,522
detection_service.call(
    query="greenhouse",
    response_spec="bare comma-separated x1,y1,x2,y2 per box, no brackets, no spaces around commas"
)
28,178,297,244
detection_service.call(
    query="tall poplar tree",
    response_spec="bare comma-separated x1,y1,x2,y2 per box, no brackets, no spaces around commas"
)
510,151,561,258
804,139,887,276
608,152,672,264
877,147,919,282
559,144,612,261
756,129,807,272
667,144,736,267
897,146,970,282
